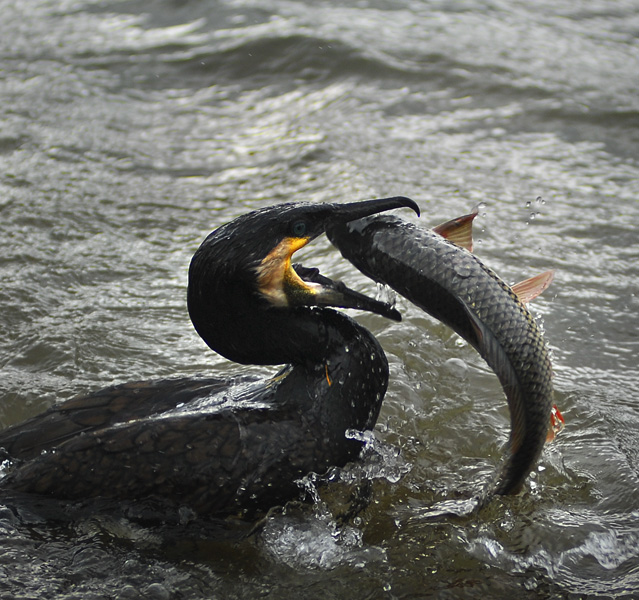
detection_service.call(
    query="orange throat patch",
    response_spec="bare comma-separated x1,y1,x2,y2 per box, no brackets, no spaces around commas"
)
256,236,315,307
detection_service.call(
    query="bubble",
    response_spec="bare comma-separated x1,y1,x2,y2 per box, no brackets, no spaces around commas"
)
444,357,469,379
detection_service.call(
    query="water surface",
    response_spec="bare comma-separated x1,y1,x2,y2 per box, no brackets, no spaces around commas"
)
1,0,638,598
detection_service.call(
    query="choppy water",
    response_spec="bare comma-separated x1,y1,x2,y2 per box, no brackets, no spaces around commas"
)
1,0,638,598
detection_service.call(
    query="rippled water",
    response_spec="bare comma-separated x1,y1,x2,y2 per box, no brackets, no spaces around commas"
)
1,0,638,598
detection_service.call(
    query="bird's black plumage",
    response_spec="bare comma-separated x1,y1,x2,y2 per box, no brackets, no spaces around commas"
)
0,197,418,518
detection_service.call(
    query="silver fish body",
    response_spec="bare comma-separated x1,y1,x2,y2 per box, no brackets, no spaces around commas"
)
328,215,554,497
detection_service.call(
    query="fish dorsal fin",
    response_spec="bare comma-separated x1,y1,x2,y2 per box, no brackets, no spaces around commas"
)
511,270,555,304
432,210,478,252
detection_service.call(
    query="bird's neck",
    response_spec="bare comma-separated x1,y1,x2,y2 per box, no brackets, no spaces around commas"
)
188,276,389,429
189,279,360,367
187,253,389,432
268,309,389,443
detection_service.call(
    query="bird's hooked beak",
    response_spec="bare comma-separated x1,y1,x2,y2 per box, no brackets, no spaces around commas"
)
326,196,420,227
257,197,420,321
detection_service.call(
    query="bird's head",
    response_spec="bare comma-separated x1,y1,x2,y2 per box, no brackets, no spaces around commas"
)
188,197,419,365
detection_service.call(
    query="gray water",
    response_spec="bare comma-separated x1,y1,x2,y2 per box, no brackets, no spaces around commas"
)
1,0,638,598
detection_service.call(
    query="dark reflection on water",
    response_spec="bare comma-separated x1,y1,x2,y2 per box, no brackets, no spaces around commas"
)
1,0,639,598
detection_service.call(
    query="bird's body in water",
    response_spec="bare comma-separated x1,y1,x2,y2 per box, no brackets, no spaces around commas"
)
0,198,418,518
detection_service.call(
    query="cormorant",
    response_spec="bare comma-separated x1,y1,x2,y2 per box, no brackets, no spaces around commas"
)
0,197,419,518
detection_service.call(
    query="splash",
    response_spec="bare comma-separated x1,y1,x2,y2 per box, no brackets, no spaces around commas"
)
343,429,412,485
257,430,408,569
468,524,639,595
375,282,397,309
259,506,386,570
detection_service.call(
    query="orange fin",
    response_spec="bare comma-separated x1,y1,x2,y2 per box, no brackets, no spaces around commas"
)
432,210,478,252
546,404,565,443
512,270,555,304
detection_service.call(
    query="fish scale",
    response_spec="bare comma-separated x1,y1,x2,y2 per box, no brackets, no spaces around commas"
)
328,215,554,498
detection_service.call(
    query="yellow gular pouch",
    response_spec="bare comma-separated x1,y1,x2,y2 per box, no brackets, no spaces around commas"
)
255,236,321,307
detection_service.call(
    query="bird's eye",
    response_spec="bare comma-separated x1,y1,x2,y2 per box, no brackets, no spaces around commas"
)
291,220,307,237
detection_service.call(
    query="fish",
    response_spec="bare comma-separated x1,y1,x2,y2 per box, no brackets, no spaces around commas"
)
327,210,555,499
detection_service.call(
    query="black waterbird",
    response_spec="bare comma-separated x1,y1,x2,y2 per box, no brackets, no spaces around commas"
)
0,197,419,517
